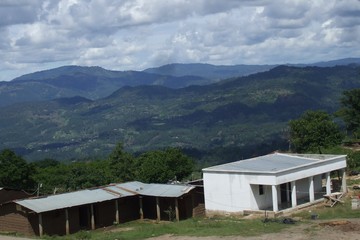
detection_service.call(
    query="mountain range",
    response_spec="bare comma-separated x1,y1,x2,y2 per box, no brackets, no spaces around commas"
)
2,58,359,108
0,58,360,163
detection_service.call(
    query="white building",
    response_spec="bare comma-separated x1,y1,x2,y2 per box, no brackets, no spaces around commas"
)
203,152,347,215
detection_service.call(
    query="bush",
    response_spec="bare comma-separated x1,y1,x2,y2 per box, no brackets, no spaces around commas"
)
347,151,360,170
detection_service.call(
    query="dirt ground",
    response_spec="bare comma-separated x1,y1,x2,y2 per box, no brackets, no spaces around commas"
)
150,218,360,240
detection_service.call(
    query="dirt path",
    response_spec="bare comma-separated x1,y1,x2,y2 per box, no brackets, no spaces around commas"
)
150,219,360,240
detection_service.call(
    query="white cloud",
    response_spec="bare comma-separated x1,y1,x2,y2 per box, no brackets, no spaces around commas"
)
0,0,359,81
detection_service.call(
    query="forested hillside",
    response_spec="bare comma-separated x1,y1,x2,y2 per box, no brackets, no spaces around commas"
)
1,65,359,163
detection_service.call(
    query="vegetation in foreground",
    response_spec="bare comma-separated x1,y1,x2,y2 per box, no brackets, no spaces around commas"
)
41,217,289,240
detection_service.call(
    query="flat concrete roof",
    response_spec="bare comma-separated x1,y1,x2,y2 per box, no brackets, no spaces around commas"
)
202,152,346,174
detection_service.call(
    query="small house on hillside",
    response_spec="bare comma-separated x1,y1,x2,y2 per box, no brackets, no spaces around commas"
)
0,182,204,236
203,153,347,216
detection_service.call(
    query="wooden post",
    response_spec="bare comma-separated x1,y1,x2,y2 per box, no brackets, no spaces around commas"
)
191,193,195,217
90,204,95,230
156,197,160,222
115,200,119,224
139,196,144,220
65,208,70,235
38,213,43,237
175,198,179,222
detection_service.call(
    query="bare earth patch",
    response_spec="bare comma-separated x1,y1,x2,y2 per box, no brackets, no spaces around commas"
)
149,219,360,240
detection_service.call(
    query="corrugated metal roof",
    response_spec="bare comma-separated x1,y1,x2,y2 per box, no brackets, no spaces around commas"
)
103,185,138,197
16,187,134,213
118,181,195,198
15,181,195,213
203,153,346,174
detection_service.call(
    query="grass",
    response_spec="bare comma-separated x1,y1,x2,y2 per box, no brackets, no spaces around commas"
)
43,217,290,240
96,218,290,240
347,178,360,186
293,196,360,220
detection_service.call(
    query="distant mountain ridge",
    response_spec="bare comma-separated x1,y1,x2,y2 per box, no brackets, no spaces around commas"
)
143,63,277,79
0,64,359,162
143,58,360,78
12,66,110,81
0,67,207,107
1,57,358,108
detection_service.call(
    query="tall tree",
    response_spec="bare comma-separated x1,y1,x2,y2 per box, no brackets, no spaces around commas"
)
289,110,343,153
108,143,136,182
0,149,35,190
338,89,360,138
135,148,194,183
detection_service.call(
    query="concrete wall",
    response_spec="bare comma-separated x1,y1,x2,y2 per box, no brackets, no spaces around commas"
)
204,172,252,213
250,184,273,210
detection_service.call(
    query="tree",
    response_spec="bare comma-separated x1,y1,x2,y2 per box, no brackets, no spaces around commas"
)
67,161,113,190
32,163,71,194
347,151,360,170
108,143,136,182
0,149,35,190
289,110,343,153
135,148,194,183
338,89,360,138
32,158,60,168
33,159,114,194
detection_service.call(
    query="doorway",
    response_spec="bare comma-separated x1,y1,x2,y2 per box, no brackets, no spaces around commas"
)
280,183,291,203
79,206,89,229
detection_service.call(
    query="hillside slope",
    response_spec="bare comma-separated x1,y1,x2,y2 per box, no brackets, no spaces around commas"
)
1,65,359,162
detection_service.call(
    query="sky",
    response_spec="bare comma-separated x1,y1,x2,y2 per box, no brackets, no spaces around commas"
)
0,0,360,81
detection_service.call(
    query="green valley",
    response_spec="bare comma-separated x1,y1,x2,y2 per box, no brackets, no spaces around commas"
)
1,64,359,163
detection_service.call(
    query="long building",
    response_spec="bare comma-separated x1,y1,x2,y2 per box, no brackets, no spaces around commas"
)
0,181,204,236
